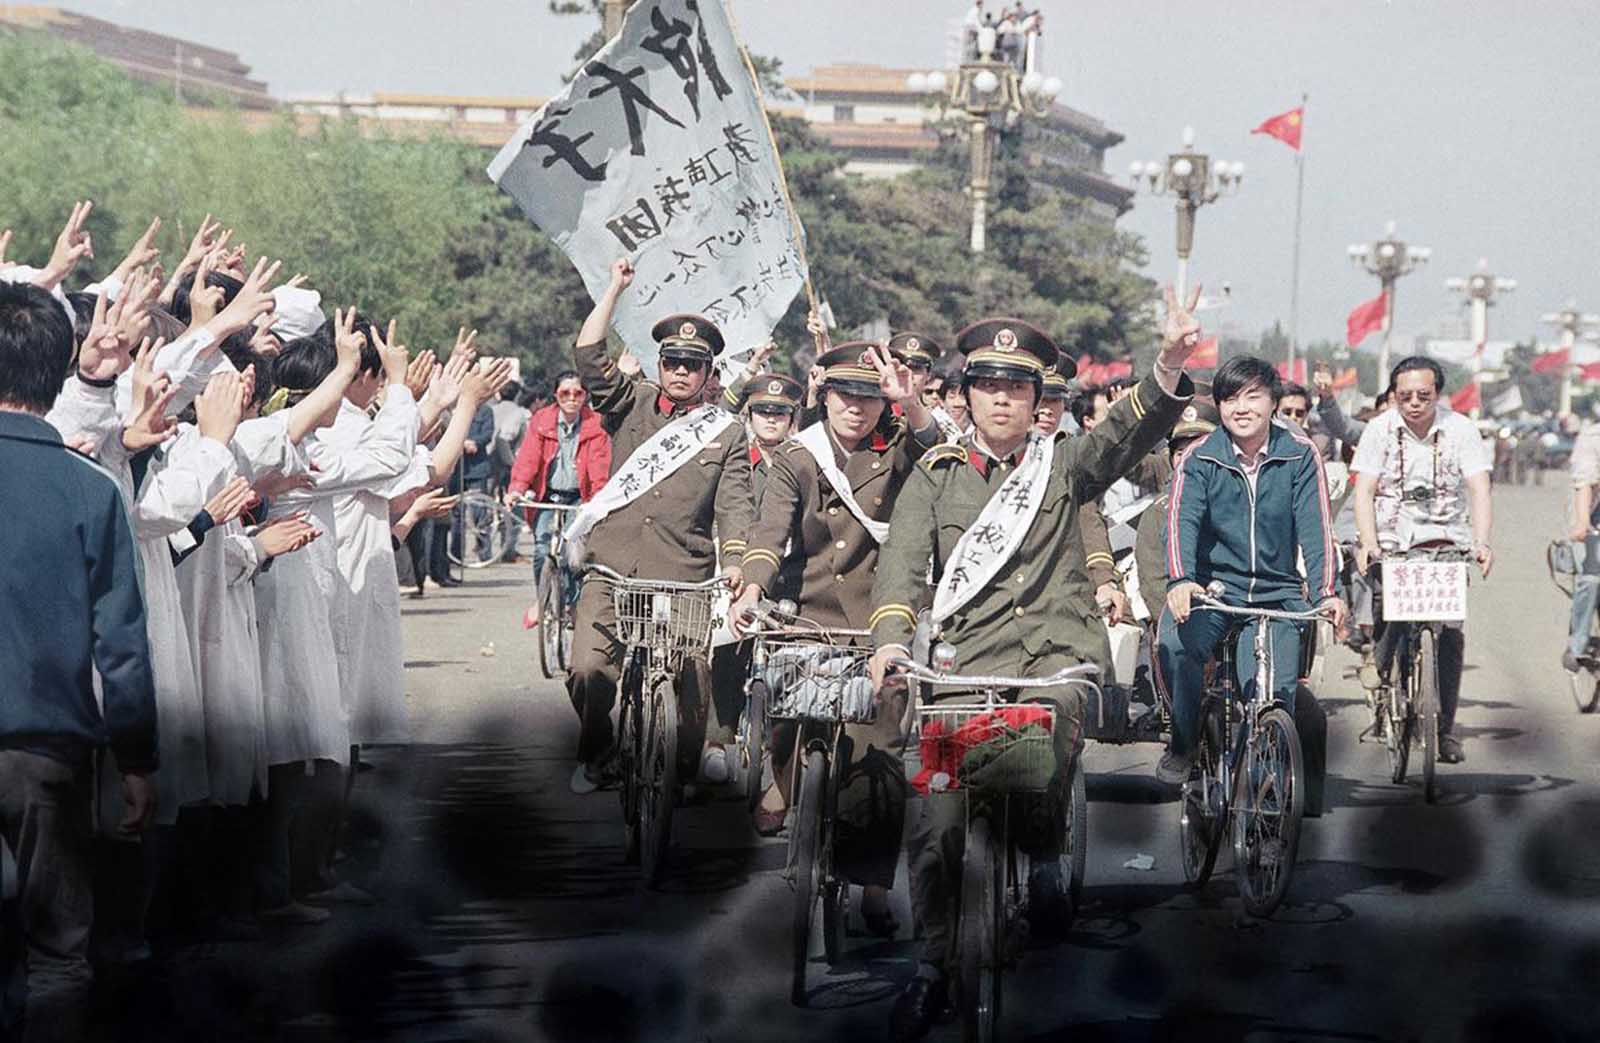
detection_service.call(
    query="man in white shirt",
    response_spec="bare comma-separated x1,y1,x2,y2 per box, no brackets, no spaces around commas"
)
1352,356,1493,764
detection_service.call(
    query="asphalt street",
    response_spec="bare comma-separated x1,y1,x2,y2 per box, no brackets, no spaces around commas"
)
150,478,1600,1043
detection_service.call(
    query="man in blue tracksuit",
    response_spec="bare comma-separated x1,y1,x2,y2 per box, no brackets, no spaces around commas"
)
0,281,159,1041
1154,356,1345,784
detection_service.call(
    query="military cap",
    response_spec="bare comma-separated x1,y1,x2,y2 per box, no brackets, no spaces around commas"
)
1041,365,1072,400
953,318,1060,384
1171,398,1220,441
817,342,887,399
651,313,724,363
741,373,803,413
886,331,943,368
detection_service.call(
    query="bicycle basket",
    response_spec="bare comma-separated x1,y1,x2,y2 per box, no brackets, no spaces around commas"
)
609,582,717,661
1549,539,1578,578
913,703,1057,795
764,642,876,724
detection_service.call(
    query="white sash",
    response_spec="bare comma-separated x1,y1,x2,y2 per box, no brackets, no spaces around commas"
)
931,432,1056,624
929,405,966,443
793,422,890,545
564,403,736,568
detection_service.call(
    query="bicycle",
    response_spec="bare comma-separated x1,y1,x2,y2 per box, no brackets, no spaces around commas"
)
888,650,1099,1043
742,600,875,1007
513,497,579,679
1547,532,1600,714
1178,587,1326,917
446,488,517,568
588,563,724,887
1369,545,1473,802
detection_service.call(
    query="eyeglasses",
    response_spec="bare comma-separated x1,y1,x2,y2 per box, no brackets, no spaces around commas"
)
555,388,587,399
1279,407,1308,420
751,406,794,418
661,358,708,374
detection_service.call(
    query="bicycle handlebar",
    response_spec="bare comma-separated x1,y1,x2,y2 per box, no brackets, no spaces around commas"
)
746,599,870,640
1194,595,1331,623
584,563,731,592
886,656,1100,691
512,497,579,513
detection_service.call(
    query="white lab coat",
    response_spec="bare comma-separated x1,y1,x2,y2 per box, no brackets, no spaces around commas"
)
171,415,306,805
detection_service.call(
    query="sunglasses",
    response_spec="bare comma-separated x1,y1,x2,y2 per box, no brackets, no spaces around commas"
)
1279,407,1307,419
751,406,794,417
555,388,587,399
661,357,708,374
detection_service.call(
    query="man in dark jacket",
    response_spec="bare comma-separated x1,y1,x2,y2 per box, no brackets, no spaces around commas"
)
1154,356,1345,784
0,281,158,1041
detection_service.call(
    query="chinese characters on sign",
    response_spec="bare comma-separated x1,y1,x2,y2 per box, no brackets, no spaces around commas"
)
487,0,807,377
1379,561,1469,622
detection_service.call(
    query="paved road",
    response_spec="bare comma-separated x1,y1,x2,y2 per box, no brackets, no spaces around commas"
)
167,480,1600,1042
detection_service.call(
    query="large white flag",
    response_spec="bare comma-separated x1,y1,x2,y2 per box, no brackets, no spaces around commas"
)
488,0,807,376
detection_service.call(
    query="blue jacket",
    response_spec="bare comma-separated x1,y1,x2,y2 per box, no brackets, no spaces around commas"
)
1164,421,1336,606
0,411,158,771
462,403,496,483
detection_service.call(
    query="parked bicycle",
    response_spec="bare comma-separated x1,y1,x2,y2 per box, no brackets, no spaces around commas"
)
514,497,579,678
1368,545,1473,802
1178,585,1326,917
446,488,517,569
587,563,724,887
741,599,875,1006
1547,533,1600,714
888,649,1098,1043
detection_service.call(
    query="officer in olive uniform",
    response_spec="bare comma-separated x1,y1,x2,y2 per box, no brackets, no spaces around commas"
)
565,259,757,793
704,374,803,784
1134,399,1220,619
730,345,941,928
870,314,1196,1041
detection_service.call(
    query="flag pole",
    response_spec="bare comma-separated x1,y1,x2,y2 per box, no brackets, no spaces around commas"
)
1287,92,1307,376
724,0,824,353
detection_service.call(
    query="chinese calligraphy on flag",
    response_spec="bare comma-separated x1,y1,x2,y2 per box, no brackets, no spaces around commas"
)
488,0,807,375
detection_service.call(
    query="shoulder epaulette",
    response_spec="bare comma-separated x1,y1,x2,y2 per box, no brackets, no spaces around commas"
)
920,443,967,470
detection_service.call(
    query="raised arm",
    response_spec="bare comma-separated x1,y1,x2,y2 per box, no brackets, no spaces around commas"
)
575,259,639,422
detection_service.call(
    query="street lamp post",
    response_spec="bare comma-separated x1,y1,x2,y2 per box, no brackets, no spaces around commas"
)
1539,301,1600,417
1347,221,1432,386
907,30,1062,254
1128,127,1243,300
1445,258,1516,418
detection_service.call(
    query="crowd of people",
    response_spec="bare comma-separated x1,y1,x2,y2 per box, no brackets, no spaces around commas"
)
0,198,1515,1041
0,203,516,1041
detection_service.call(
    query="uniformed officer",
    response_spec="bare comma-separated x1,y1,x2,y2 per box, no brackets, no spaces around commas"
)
702,373,803,784
1033,365,1073,436
565,258,756,794
869,293,1202,1041
1133,398,1220,620
728,341,941,933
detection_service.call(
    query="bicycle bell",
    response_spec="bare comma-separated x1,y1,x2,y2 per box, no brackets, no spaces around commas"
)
932,642,959,673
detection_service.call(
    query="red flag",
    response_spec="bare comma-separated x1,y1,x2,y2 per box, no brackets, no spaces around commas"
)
1252,106,1304,151
1332,367,1359,390
1275,359,1308,384
1580,362,1600,382
1450,380,1480,414
1531,347,1570,374
1185,335,1219,369
1346,292,1388,347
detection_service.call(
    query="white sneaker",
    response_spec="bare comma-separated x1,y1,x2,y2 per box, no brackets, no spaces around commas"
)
700,745,730,785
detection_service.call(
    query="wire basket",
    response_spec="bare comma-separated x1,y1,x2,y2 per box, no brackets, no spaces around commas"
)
763,641,876,724
913,702,1057,795
608,582,718,663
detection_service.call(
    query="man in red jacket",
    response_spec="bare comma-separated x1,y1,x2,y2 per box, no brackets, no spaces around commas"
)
505,369,612,625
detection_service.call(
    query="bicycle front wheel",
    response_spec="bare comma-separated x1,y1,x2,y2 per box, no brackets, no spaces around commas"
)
1179,697,1225,889
1417,628,1439,804
537,567,559,680
640,674,679,887
1232,706,1304,918
618,656,644,866
446,491,512,569
738,680,769,814
789,748,827,1007
958,814,1002,1043
1066,761,1088,903
1571,614,1600,713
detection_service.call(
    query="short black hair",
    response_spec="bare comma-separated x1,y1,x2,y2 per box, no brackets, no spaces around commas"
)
1389,355,1443,394
1375,388,1391,408
0,282,76,412
66,291,96,347
1279,382,1310,404
271,335,337,400
1070,385,1106,426
1212,355,1282,405
553,369,584,390
499,381,523,402
170,269,244,325
314,311,382,377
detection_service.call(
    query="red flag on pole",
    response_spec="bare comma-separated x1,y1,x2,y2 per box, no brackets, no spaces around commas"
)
1332,367,1359,390
1185,335,1219,369
1252,106,1304,151
1346,292,1388,347
1531,347,1570,374
1449,380,1481,414
1275,359,1308,384
1579,362,1600,383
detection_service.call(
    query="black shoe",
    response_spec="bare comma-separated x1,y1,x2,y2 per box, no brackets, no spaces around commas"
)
1438,733,1465,764
1026,859,1075,940
890,973,951,1043
432,574,463,588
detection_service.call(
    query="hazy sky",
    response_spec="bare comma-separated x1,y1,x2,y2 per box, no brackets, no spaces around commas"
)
67,0,1600,352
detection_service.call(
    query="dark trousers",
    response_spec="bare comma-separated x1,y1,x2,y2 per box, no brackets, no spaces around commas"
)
0,751,93,1043
426,517,452,583
1375,621,1465,735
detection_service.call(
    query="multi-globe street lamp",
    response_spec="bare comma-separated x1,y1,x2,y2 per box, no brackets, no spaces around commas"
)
1539,301,1600,417
1128,127,1243,300
1445,259,1516,417
906,26,1061,253
1347,221,1432,383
